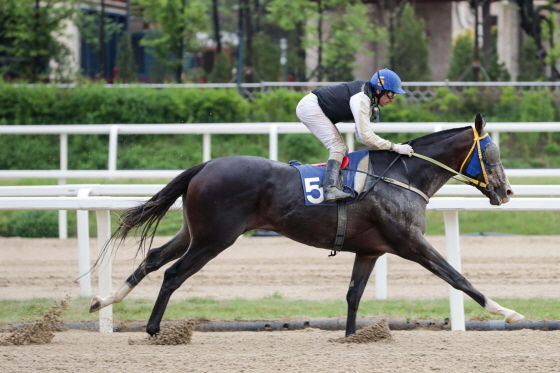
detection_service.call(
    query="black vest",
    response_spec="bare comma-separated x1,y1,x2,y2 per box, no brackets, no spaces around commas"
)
312,80,374,124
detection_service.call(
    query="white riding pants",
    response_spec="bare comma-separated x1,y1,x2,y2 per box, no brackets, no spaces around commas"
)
296,93,348,162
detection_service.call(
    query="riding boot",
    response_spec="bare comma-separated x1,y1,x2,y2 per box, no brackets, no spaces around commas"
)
322,159,353,203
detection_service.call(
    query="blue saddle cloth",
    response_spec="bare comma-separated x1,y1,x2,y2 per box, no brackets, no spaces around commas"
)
290,150,369,206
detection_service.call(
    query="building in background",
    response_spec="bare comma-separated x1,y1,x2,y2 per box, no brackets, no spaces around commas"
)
53,0,531,82
309,0,521,82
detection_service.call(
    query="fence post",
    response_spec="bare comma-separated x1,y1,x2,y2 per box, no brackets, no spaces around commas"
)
77,188,92,297
492,130,500,149
345,132,354,153
108,126,119,180
269,124,278,161
96,209,113,333
203,133,211,162
58,133,68,239
444,210,466,331
375,254,387,299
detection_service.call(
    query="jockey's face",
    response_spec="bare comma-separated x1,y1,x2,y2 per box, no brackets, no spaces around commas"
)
375,89,396,107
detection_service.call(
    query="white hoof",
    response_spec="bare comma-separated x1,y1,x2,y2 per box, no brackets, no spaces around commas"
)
89,296,103,313
505,311,524,323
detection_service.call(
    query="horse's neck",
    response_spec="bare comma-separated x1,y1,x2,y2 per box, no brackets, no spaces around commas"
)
413,130,472,198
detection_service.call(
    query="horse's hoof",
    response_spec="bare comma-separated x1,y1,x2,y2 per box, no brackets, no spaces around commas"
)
146,325,160,336
505,311,525,323
89,296,102,313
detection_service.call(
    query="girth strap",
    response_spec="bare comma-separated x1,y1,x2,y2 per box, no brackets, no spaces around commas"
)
329,200,347,257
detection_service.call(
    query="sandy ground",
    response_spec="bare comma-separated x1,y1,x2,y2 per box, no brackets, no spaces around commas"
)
2,328,560,373
1,235,559,301
1,235,560,372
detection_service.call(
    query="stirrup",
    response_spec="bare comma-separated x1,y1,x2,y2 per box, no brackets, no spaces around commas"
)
323,187,352,203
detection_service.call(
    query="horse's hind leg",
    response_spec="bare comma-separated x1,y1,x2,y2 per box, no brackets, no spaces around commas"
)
89,227,190,313
345,254,379,336
399,235,524,323
145,232,240,336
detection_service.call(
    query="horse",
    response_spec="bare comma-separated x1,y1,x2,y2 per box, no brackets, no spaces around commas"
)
89,113,524,337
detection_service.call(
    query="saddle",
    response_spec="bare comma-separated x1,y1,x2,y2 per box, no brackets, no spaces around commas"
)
290,150,375,206
290,149,429,256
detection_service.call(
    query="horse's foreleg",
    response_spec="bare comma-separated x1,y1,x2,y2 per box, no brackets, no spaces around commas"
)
345,254,378,337
89,230,190,313
401,239,524,323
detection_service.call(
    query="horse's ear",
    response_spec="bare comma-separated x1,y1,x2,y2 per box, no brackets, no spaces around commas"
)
475,113,486,133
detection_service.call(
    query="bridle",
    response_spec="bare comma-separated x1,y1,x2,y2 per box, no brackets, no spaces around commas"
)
411,126,498,191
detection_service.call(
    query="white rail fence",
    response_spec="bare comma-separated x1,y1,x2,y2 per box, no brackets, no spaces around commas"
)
2,122,560,239
3,122,560,166
1,184,560,332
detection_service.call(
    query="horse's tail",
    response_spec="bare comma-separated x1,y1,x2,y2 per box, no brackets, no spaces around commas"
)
112,162,208,257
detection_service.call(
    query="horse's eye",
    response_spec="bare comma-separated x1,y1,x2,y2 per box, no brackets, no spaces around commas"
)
483,142,500,166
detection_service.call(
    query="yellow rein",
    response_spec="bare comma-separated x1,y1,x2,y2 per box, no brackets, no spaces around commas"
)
411,126,491,189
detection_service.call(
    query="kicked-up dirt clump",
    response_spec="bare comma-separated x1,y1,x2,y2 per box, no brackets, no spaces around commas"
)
129,319,195,345
0,297,69,346
330,319,393,344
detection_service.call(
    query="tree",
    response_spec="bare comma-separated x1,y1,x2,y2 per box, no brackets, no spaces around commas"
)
207,52,232,82
446,30,475,81
515,0,560,80
541,0,560,80
389,3,430,81
136,0,208,83
0,0,77,82
268,0,384,81
486,26,511,82
323,3,382,81
74,1,124,79
518,36,546,81
115,33,138,83
252,33,281,81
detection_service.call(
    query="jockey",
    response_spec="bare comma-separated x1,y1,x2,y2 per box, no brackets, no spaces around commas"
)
296,68,414,203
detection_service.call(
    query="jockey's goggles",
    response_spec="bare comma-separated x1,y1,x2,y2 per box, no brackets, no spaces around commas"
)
385,91,396,99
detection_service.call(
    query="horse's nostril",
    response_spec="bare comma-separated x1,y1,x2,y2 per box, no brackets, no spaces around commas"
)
507,189,514,197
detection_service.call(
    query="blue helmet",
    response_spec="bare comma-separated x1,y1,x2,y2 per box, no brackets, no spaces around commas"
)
370,68,405,94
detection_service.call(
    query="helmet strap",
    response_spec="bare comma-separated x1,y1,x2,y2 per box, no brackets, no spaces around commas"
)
373,89,385,103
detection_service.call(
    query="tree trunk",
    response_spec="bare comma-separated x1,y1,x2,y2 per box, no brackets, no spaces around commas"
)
482,0,492,71
242,0,253,82
175,0,187,83
212,0,222,54
296,21,306,81
99,0,105,80
317,0,323,82
472,0,480,82
33,0,40,83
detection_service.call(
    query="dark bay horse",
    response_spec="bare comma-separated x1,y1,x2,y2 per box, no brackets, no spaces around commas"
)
90,114,524,336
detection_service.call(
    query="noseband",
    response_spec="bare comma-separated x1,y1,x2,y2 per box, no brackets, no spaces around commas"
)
412,126,498,191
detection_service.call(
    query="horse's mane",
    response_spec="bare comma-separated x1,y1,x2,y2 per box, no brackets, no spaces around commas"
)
405,126,470,148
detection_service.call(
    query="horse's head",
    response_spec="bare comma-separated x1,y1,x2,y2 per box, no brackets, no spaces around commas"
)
462,114,513,205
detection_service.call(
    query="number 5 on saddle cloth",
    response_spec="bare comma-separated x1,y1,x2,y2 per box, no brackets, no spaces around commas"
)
290,150,371,206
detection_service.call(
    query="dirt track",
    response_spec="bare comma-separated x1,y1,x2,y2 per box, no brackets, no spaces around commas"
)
1,235,560,372
1,235,559,301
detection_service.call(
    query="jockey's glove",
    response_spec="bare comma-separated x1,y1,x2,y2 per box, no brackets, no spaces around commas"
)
392,143,414,157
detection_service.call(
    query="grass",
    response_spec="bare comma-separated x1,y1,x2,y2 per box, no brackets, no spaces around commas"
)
1,297,559,325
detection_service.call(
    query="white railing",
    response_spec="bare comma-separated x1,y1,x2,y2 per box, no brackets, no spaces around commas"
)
2,122,560,240
1,184,560,332
3,121,560,166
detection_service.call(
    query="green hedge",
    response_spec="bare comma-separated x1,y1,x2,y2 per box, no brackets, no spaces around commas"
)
2,84,560,170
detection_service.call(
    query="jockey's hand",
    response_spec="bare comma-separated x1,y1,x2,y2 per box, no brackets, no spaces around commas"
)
392,143,414,157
